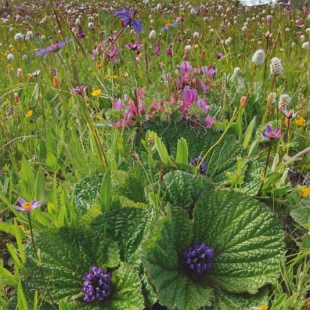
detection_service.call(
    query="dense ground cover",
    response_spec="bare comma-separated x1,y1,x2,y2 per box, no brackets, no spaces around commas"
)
0,0,310,309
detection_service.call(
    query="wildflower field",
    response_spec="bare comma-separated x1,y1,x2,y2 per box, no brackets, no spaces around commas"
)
0,0,310,309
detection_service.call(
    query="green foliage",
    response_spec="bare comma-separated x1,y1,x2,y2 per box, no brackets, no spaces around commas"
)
91,207,152,264
141,206,214,310
193,190,285,294
149,170,213,213
65,263,144,310
142,191,284,309
209,286,269,310
25,227,120,302
141,123,247,183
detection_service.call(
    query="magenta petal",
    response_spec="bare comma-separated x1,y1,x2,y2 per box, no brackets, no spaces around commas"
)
18,197,26,206
262,132,269,139
274,127,280,134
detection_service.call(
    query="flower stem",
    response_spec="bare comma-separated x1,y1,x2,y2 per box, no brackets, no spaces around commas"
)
27,213,57,309
257,141,272,195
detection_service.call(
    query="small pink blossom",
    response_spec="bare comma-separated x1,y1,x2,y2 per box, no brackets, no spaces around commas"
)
205,115,216,128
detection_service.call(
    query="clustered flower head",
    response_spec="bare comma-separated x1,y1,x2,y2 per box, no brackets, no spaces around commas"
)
81,265,111,302
252,49,265,67
189,156,207,175
183,242,214,274
278,94,291,110
14,198,42,213
270,57,283,76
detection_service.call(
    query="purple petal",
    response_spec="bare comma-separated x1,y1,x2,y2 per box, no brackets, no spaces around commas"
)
18,197,26,206
14,205,25,212
274,127,281,134
265,125,273,134
262,132,269,139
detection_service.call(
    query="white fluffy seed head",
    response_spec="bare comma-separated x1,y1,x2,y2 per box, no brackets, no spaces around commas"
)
270,57,283,76
193,32,199,40
279,94,291,109
252,49,265,66
302,42,310,50
14,33,24,41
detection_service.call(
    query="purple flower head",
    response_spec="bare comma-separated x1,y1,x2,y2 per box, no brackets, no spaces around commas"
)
35,38,73,57
113,98,125,110
160,22,178,33
14,198,42,213
217,52,223,59
155,41,161,56
114,9,143,34
183,242,214,274
201,66,216,78
179,61,192,75
105,47,119,60
183,86,197,104
262,125,284,140
166,48,172,57
72,85,87,95
77,26,85,38
81,265,111,302
282,109,298,119
189,156,207,175
28,70,40,78
125,40,141,53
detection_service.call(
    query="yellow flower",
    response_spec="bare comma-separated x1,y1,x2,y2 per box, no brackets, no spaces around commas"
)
26,110,33,118
259,306,268,310
295,116,306,127
104,74,118,79
300,187,310,197
91,89,102,96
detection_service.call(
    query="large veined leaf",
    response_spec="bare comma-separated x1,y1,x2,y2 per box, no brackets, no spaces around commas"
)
193,190,285,294
148,170,213,214
90,207,152,264
90,207,157,308
74,175,103,217
208,286,269,309
25,227,120,302
140,123,246,183
65,263,144,310
290,206,310,229
141,206,214,310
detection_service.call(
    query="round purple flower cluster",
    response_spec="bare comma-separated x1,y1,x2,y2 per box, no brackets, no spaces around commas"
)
189,156,207,175
81,265,111,302
183,242,214,274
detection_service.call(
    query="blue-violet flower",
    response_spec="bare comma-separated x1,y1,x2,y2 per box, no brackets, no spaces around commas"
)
114,9,143,34
81,265,111,302
189,156,207,175
183,242,214,274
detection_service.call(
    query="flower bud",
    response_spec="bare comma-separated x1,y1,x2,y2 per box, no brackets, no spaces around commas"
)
17,68,23,78
14,93,19,103
53,76,59,88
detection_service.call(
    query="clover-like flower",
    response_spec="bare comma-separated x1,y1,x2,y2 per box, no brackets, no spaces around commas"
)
14,198,42,213
262,125,284,140
183,242,214,274
81,265,111,302
189,156,207,175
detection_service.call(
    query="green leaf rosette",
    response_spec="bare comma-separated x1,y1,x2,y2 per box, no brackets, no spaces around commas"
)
141,190,284,310
24,227,144,309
